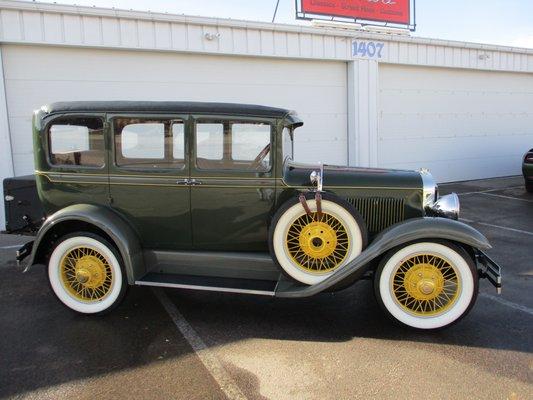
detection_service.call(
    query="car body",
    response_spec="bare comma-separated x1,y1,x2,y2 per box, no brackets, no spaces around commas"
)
523,148,533,192
5,101,502,330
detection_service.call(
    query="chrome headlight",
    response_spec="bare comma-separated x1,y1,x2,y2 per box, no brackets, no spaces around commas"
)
428,193,460,220
419,168,460,220
419,168,437,208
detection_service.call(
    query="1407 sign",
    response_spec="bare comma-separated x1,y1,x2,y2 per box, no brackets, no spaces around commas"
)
352,41,385,58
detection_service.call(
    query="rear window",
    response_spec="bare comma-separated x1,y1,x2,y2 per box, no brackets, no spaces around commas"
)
48,117,104,167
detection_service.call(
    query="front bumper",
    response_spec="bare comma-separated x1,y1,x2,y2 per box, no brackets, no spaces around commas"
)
16,241,33,272
476,250,502,294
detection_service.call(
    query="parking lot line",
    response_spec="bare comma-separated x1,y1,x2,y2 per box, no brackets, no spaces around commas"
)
0,245,21,249
460,218,533,237
475,222,533,237
456,186,523,196
480,293,533,317
480,192,533,203
153,288,248,400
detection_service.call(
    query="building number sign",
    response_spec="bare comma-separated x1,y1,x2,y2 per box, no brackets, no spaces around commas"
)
352,41,385,59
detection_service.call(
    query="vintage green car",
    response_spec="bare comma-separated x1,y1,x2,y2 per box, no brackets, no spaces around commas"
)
7,101,502,330
523,148,533,193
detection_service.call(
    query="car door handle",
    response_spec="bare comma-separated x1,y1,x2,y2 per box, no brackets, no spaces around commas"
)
189,179,202,186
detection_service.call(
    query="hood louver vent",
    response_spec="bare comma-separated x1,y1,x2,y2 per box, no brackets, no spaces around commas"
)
346,197,405,234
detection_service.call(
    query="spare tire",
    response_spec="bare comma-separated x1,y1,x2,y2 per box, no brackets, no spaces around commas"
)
269,192,368,285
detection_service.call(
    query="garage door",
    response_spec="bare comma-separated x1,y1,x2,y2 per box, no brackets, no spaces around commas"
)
3,45,347,176
378,64,533,182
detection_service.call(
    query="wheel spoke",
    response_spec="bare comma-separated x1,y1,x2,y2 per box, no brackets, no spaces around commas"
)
391,251,460,317
285,212,350,273
59,245,113,302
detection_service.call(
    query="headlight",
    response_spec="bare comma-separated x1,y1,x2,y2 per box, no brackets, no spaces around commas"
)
419,169,460,220
428,193,460,220
419,168,437,208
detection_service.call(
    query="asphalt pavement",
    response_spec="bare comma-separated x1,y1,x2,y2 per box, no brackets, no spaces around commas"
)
0,176,531,399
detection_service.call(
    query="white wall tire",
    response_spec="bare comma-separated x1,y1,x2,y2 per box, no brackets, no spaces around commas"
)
48,233,126,314
375,241,478,330
270,193,367,285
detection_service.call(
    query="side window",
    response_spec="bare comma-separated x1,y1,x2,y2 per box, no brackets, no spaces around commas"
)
232,123,271,162
196,123,223,160
48,116,104,167
195,120,271,172
114,118,185,168
121,123,164,159
282,127,294,160
172,122,185,160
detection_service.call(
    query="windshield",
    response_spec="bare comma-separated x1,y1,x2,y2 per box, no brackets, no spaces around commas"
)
282,127,294,160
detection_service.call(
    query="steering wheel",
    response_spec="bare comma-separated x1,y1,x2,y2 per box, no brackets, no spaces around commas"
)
251,144,271,170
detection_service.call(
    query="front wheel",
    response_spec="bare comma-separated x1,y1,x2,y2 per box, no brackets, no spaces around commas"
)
374,241,478,330
48,232,127,315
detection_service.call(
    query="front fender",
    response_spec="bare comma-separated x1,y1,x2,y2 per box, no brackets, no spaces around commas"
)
27,204,143,284
276,217,490,298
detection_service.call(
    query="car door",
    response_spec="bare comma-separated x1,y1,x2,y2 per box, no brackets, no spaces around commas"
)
107,114,191,250
190,115,277,251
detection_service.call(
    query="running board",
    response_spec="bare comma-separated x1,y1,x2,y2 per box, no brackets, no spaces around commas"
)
135,272,278,296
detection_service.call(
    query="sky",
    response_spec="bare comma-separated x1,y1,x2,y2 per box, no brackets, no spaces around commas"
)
22,0,533,49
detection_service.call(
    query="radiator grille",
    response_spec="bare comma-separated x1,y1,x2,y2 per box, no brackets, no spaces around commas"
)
346,197,405,234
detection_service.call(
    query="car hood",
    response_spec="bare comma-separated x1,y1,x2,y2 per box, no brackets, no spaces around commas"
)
282,160,422,190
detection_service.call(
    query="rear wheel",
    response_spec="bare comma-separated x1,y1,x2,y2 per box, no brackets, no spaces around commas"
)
270,193,367,285
525,180,533,193
374,241,478,330
48,232,127,315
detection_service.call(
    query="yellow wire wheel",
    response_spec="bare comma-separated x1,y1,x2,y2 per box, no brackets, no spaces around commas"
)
59,246,114,302
391,253,460,316
49,234,126,314
376,241,477,330
286,212,350,274
271,193,366,285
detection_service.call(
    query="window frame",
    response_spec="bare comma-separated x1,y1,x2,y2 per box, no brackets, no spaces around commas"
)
193,117,274,174
111,115,188,172
44,113,106,171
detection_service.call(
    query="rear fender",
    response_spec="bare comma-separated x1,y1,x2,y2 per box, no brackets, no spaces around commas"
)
275,217,491,298
27,204,143,284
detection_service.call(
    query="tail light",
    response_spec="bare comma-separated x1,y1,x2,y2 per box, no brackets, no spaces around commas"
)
525,153,533,164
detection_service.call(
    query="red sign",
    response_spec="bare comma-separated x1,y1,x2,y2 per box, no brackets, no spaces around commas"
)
301,0,411,25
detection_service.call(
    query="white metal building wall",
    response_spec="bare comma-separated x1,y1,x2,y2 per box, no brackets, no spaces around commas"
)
3,45,347,176
378,65,533,181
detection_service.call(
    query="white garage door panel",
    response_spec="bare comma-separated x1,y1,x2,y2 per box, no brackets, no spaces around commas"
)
4,80,346,117
379,113,532,142
379,65,533,182
380,136,526,181
3,45,347,175
7,116,32,157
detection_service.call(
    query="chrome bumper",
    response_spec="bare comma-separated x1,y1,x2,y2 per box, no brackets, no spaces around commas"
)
16,241,33,272
476,250,502,294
